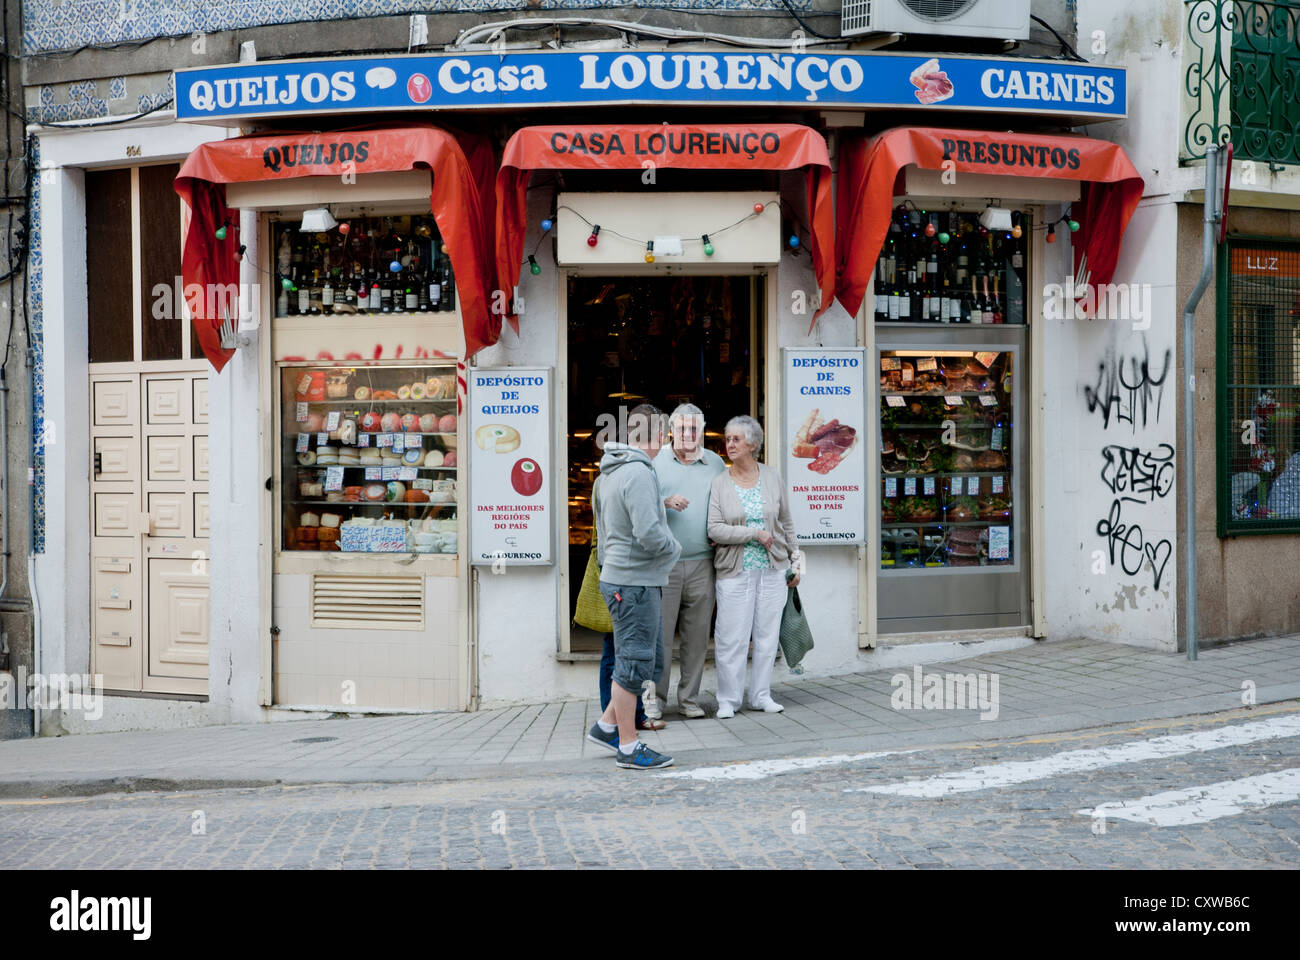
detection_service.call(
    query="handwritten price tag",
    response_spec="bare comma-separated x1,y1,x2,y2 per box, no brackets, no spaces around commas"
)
392,435,405,453
901,365,914,382
904,477,917,496
975,352,999,368
884,478,897,498
916,357,938,372
944,395,964,407
886,395,905,407
382,468,397,481
378,433,394,448
326,410,341,430
968,477,980,495
324,466,344,491
924,476,935,495
398,467,418,481
990,427,1004,450
988,526,1010,560
296,433,309,453
295,402,309,422
979,394,997,406
316,432,329,446
357,434,370,447
992,475,1005,494
881,357,901,371
364,467,381,480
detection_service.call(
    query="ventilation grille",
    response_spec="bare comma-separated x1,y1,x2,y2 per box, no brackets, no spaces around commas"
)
842,0,874,34
899,0,977,22
311,574,424,630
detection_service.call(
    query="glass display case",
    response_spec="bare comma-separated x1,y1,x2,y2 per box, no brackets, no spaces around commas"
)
879,348,1014,569
278,362,459,555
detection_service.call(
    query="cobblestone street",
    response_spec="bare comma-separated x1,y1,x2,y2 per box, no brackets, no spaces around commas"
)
4,707,1298,869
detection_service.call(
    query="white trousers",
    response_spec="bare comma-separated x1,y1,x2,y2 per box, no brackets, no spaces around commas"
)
713,567,787,711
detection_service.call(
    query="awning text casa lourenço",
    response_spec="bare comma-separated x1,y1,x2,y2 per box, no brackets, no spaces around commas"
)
548,129,781,158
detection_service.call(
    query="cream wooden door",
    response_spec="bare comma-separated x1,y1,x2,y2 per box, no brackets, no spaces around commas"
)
91,368,210,695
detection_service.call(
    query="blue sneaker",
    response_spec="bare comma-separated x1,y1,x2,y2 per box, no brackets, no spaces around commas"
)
586,723,619,753
615,741,674,769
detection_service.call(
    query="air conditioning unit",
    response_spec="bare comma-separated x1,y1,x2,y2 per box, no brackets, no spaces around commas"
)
843,0,1031,41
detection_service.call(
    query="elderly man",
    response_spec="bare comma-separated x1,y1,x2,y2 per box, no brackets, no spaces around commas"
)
651,403,727,719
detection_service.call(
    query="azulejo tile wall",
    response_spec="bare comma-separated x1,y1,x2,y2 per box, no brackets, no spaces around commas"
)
25,0,798,54
26,73,172,125
28,137,44,554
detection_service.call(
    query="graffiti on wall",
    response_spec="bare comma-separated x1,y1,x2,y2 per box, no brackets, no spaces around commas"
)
1087,335,1174,593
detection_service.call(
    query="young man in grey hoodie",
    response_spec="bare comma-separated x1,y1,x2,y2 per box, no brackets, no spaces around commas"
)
586,404,682,769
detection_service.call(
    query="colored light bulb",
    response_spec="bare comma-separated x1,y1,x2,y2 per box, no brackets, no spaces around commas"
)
281,276,293,291
214,224,227,240
788,235,800,249
1011,225,1023,239
702,234,714,257
389,260,402,272
587,225,600,247
541,218,554,232
529,255,541,276
924,222,936,237
938,232,950,244
338,222,351,235
753,202,764,214
1068,219,1080,232
644,241,655,264
1046,226,1057,243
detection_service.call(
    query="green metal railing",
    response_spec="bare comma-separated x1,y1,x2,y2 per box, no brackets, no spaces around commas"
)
1185,0,1300,166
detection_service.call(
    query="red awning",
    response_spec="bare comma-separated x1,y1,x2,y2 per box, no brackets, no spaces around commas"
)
495,124,835,333
835,127,1145,319
174,123,496,372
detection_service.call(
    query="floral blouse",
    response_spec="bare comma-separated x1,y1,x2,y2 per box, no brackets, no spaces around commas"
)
735,479,769,571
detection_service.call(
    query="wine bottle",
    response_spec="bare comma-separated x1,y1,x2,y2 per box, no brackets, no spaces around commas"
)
442,256,455,313
981,271,992,326
379,273,393,314
297,269,310,316
404,267,418,312
418,268,431,311
429,265,442,311
939,272,952,324
368,271,382,312
875,257,888,319
955,236,969,286
888,260,901,321
321,271,334,314
991,273,1004,324
927,248,940,321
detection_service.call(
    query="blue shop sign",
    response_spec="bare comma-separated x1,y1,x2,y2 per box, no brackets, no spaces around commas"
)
175,50,1125,123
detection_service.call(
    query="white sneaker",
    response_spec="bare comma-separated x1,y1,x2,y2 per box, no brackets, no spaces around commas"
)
715,705,735,719
680,703,706,719
642,680,663,720
761,700,785,714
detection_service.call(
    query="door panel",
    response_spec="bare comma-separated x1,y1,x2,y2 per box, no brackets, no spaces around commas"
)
92,370,211,696
147,558,209,678
146,378,186,423
93,380,136,426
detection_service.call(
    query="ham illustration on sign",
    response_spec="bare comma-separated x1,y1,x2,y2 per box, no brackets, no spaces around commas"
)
911,58,954,105
408,73,432,104
511,458,543,496
793,408,859,475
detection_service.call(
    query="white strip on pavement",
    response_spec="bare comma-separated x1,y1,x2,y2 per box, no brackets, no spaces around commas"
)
845,713,1300,797
1078,767,1300,827
661,750,912,782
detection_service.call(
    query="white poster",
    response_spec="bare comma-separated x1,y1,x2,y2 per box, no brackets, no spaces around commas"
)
469,368,552,565
784,348,866,545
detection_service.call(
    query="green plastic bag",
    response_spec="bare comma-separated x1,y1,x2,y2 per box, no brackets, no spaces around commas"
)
779,586,814,670
573,479,613,633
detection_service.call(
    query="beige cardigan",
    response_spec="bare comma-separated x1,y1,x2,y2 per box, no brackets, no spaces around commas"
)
707,462,799,580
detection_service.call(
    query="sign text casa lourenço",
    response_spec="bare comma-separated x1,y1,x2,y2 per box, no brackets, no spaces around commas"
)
175,50,1126,124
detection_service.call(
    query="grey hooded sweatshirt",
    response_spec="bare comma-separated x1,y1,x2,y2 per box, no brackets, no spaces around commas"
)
595,443,681,587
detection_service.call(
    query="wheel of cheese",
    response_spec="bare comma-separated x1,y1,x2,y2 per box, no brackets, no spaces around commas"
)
475,423,520,453
296,451,317,466
424,449,444,468
363,484,387,501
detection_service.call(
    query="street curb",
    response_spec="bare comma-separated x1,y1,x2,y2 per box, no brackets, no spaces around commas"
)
4,698,1298,801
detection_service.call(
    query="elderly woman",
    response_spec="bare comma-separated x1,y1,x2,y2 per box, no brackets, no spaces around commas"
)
706,415,801,717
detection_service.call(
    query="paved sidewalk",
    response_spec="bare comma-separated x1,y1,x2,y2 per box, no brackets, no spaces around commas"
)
1,635,1297,797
